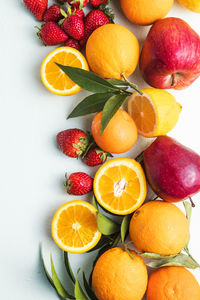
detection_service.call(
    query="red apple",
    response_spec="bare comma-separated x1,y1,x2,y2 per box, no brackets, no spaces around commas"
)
143,136,200,204
140,17,200,89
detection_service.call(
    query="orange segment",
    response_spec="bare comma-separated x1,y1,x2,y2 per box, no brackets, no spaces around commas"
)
41,47,89,96
51,200,101,253
94,158,147,215
128,94,157,137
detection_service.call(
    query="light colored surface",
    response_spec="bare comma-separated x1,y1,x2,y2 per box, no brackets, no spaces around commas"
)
0,0,200,299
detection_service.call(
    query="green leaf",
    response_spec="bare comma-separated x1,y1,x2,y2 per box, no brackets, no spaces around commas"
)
97,213,120,235
40,245,54,289
183,201,192,225
146,253,200,269
74,272,89,300
121,215,131,244
92,195,99,211
106,78,129,86
55,65,119,93
67,92,115,119
111,232,121,248
140,252,176,259
87,235,112,253
100,93,128,135
83,273,98,300
50,254,75,299
64,252,76,284
126,249,137,261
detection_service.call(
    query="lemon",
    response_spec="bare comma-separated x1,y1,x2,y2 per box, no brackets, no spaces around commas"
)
177,0,200,12
128,88,182,138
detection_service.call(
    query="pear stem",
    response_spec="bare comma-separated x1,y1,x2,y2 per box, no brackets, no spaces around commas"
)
189,197,195,208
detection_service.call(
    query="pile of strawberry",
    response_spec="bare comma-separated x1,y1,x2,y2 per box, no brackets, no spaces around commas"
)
24,0,114,49
56,128,112,195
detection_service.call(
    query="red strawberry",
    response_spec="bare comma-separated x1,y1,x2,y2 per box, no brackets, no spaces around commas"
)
38,22,68,45
43,5,63,22
89,0,108,8
80,10,109,45
83,147,111,166
56,129,88,158
67,0,88,9
63,15,84,40
65,172,93,195
64,38,81,50
71,7,85,19
24,0,48,21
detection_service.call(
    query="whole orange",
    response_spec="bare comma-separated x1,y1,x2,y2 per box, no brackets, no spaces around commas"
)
91,109,138,153
86,24,140,79
129,201,189,255
146,266,200,300
120,0,174,26
92,247,148,300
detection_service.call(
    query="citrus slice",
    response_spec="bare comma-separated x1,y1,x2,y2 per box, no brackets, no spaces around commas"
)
51,200,101,253
41,47,89,96
128,88,182,138
94,158,147,215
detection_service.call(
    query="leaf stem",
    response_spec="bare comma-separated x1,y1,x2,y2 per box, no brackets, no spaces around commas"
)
184,247,200,268
121,73,143,95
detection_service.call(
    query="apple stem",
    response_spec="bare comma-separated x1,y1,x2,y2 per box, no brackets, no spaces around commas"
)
121,73,143,95
189,197,195,208
171,73,176,87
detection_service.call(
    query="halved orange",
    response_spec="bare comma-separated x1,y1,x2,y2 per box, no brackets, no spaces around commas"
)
41,47,89,96
128,88,182,138
51,200,101,253
94,158,147,215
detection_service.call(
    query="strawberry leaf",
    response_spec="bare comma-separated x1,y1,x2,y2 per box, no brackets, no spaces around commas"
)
100,93,128,135
55,65,120,93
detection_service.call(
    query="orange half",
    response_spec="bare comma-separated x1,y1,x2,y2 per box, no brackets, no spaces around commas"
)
41,47,89,96
51,200,101,253
94,158,147,215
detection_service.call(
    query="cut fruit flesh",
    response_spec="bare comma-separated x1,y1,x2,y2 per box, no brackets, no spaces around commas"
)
51,200,101,253
41,47,89,96
94,158,147,215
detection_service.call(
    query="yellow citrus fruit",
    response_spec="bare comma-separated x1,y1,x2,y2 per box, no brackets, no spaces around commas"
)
86,24,140,79
94,158,147,215
41,47,89,96
178,0,200,12
92,109,138,154
129,201,189,255
51,200,101,253
128,88,182,138
146,266,200,300
120,0,174,25
92,247,148,300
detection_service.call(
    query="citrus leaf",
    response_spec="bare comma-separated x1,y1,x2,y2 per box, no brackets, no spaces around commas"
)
67,92,115,119
92,195,99,211
100,93,128,135
121,215,131,244
183,201,192,225
64,252,75,284
146,253,200,269
126,249,137,261
111,232,121,248
74,272,89,300
50,254,75,299
83,273,98,300
40,245,54,288
140,252,176,259
106,78,129,86
97,213,120,235
55,65,120,93
87,235,112,253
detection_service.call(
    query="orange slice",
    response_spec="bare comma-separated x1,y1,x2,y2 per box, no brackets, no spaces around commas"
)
94,158,147,215
128,88,182,138
51,200,101,253
41,47,89,96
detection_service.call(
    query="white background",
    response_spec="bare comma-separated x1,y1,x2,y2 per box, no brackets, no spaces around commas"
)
0,0,200,299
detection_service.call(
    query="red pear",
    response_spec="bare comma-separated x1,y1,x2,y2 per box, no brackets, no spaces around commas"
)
143,136,200,204
140,17,200,89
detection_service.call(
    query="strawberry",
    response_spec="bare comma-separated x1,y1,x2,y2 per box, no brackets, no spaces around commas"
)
56,129,88,158
24,0,48,21
63,15,84,40
83,147,110,166
71,7,85,19
67,0,88,9
65,172,93,195
38,22,68,45
64,38,81,50
89,0,108,8
43,5,63,22
80,10,109,45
